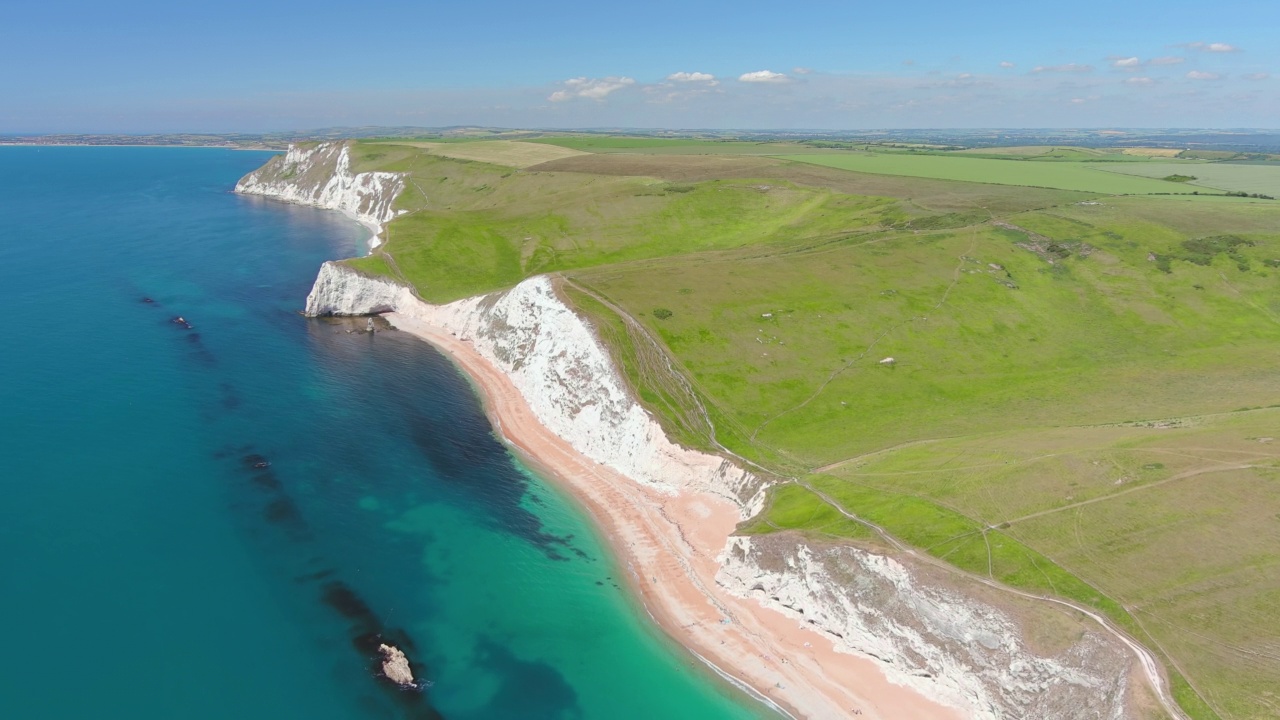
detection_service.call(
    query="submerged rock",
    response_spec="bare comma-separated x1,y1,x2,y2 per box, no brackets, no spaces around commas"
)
378,643,414,687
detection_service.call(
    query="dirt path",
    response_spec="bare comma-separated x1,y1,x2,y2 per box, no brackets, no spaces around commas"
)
795,478,1191,720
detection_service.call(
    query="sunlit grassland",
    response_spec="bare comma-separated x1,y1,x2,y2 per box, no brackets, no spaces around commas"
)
337,140,1280,717
776,152,1209,194
813,412,1280,720
737,483,874,540
366,140,587,169
345,144,898,303
530,152,1096,214
525,136,815,153
570,195,1280,718
1098,162,1280,198
574,200,1280,466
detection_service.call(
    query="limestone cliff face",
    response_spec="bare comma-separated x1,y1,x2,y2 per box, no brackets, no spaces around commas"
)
304,265,764,508
300,263,1148,720
405,276,764,508
235,141,405,248
304,261,410,317
720,535,1137,720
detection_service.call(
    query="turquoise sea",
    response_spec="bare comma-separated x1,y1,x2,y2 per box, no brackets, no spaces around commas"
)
0,147,771,720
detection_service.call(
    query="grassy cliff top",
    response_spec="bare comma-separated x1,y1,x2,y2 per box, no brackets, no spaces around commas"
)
332,137,1280,719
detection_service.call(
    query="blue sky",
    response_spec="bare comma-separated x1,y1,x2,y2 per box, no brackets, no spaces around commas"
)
2,0,1277,132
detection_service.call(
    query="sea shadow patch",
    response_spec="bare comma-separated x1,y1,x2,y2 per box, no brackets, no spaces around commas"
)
471,637,582,720
218,444,446,719
402,408,576,560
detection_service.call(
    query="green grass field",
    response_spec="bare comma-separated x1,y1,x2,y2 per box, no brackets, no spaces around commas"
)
528,135,830,155
339,139,1280,718
816,412,1280,720
1098,162,1280,197
776,152,1210,194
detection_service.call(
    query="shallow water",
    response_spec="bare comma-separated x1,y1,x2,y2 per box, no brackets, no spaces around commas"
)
0,147,771,719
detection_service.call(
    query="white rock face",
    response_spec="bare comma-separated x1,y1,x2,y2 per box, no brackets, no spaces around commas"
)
719,535,1135,720
305,261,409,317
304,265,764,508
299,256,1142,720
407,276,763,507
235,141,405,249
378,643,414,686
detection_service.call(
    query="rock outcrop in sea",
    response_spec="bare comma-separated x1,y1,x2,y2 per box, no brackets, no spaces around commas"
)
379,643,415,687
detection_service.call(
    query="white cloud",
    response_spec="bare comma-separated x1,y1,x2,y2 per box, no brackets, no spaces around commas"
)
999,61,1015,68
666,72,717,84
1243,73,1271,81
1186,70,1222,80
792,67,813,75
547,76,635,102
738,70,789,83
1032,63,1094,73
1148,56,1185,66
1181,42,1240,53
1125,77,1155,85
1111,57,1142,70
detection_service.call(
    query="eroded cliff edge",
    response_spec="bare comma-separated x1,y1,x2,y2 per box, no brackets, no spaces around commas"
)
238,145,1161,719
235,141,405,249
301,265,1150,720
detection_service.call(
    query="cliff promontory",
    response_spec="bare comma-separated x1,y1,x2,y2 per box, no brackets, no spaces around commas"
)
237,145,1165,720
235,141,404,248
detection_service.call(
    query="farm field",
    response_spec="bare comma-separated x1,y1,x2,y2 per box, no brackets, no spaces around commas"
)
528,136,831,155
343,140,1280,718
1098,162,1280,197
776,152,1202,194
949,145,1158,162
382,140,588,168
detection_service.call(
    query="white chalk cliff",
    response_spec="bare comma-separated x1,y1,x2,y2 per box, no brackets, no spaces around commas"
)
300,265,1146,719
721,535,1135,720
240,148,1153,719
235,141,405,249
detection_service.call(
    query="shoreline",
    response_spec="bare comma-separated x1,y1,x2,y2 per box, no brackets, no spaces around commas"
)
384,311,966,720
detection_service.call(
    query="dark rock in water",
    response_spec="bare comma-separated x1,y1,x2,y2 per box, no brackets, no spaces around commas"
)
264,496,303,526
241,453,270,469
141,297,156,304
249,470,282,492
219,383,241,410
322,582,377,624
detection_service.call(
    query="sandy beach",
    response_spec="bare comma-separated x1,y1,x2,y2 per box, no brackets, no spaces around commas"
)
386,312,964,720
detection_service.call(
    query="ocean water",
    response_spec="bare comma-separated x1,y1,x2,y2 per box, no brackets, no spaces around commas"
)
0,147,771,720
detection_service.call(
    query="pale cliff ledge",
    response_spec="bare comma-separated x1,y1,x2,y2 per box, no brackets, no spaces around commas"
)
300,261,1157,719
235,141,405,249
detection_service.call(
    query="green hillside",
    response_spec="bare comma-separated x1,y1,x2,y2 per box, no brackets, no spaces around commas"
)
343,138,1280,719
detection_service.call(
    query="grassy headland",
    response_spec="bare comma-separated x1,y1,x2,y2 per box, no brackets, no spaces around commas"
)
337,137,1280,718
